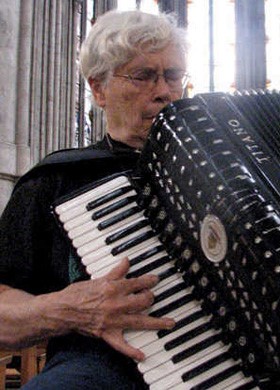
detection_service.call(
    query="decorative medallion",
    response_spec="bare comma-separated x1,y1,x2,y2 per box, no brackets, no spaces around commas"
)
200,214,227,263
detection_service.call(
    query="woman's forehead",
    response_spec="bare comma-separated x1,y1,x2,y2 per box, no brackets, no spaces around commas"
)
116,44,186,73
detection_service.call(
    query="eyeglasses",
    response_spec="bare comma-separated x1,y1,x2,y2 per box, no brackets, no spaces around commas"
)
113,68,189,90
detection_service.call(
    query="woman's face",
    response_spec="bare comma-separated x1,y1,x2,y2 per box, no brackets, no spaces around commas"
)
90,43,186,149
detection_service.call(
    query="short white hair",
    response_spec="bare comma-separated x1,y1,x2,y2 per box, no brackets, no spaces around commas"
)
80,10,188,83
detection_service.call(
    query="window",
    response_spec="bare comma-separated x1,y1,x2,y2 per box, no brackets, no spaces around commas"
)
187,0,235,95
75,0,94,146
118,0,158,13
265,0,280,90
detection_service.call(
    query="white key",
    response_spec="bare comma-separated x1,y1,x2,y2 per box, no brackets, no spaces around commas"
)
69,219,99,239
72,225,106,247
64,211,93,231
60,204,95,223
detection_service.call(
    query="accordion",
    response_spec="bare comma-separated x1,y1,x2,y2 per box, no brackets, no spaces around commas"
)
53,91,280,389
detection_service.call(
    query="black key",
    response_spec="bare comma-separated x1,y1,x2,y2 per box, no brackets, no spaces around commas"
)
106,219,150,244
151,293,194,318
182,351,230,381
158,310,205,338
191,364,242,390
111,230,156,256
158,266,178,281
165,321,213,350
129,245,165,267
172,333,222,364
97,205,141,230
127,262,177,280
86,185,133,210
128,255,170,278
154,282,186,305
92,195,137,220
234,381,258,390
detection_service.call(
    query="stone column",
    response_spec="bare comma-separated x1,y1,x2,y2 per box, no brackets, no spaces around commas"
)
235,0,266,90
0,0,20,213
15,0,33,176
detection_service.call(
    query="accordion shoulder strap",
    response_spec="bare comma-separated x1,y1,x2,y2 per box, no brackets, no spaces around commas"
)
13,147,138,192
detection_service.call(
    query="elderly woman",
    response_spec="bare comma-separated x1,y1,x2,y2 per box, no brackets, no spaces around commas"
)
0,10,187,389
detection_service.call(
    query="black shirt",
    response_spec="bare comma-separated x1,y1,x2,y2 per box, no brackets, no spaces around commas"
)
0,136,140,294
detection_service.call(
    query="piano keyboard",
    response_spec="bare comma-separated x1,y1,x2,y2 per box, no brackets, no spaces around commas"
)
53,173,260,390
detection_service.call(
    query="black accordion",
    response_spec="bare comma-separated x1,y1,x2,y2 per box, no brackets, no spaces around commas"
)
53,91,280,389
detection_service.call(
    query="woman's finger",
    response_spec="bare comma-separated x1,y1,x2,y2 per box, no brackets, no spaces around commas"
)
105,257,130,281
103,330,145,361
105,312,175,331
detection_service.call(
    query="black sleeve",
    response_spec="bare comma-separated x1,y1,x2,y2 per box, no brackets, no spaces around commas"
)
0,173,67,294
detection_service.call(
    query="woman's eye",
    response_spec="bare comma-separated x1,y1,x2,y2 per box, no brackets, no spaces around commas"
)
133,70,153,81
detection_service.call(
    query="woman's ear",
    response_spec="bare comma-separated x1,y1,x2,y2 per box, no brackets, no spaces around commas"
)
88,77,106,108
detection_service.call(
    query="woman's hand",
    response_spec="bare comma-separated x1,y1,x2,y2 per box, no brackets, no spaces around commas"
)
46,257,175,360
